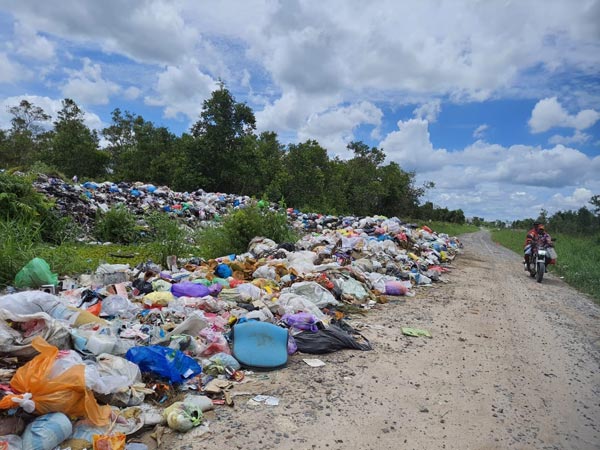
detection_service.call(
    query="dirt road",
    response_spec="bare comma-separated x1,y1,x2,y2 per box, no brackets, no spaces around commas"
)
149,230,600,450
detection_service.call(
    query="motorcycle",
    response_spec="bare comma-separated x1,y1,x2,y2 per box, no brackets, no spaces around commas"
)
527,237,557,283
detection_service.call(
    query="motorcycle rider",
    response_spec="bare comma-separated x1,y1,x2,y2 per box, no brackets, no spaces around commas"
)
524,222,553,270
523,221,541,270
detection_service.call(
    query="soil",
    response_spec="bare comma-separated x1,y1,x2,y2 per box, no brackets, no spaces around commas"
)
138,230,600,450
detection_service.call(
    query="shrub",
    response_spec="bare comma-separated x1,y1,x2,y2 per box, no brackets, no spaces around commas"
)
144,212,192,266
41,209,82,244
0,171,50,222
94,205,138,244
195,203,298,258
0,219,41,286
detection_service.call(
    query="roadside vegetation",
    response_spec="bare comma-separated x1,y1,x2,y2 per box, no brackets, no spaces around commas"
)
491,229,600,303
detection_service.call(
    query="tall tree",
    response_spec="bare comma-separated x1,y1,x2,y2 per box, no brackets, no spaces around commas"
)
190,83,256,192
0,100,52,168
282,140,332,211
344,141,385,216
48,99,108,178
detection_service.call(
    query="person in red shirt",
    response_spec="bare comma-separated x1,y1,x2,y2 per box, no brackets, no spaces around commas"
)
523,221,541,269
523,222,553,270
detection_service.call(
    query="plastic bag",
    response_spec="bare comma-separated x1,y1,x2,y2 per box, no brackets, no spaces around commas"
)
0,435,22,450
163,401,203,432
21,412,73,450
384,280,410,296
280,281,339,308
197,329,231,357
14,258,58,289
293,325,372,354
125,346,202,383
171,282,210,298
101,295,139,318
0,336,111,426
0,308,71,360
281,312,320,333
274,293,326,320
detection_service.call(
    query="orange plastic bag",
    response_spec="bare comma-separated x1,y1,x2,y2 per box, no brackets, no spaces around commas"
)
93,432,126,450
0,336,111,426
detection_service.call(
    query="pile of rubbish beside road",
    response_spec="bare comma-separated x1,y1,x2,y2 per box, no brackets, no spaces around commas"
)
33,175,254,233
0,204,461,448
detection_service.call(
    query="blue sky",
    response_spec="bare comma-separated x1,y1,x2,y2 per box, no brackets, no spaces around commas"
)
0,0,599,221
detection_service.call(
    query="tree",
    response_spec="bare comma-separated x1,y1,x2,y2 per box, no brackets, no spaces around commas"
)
48,99,108,178
189,83,256,192
344,141,385,216
0,100,52,168
589,195,600,217
8,100,51,135
282,140,332,211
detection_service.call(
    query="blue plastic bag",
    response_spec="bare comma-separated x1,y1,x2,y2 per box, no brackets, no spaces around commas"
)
125,346,202,383
214,263,232,278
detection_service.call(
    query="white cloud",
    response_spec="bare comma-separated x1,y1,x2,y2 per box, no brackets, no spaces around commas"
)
382,117,599,220
6,1,198,65
551,188,594,211
473,124,489,139
0,95,104,131
13,21,55,60
145,62,218,120
62,58,120,105
413,100,441,123
548,129,591,145
123,86,141,100
297,101,383,156
0,52,29,83
379,118,449,172
529,97,600,133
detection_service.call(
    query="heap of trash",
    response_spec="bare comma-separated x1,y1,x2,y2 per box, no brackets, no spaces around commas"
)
33,174,255,233
0,206,461,449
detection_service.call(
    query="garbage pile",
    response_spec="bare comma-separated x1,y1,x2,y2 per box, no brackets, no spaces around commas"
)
0,215,461,449
33,175,254,233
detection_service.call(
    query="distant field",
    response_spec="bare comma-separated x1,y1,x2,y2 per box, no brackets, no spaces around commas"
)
491,229,600,303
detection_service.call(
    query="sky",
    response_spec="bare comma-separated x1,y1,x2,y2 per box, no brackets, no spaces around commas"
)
0,0,599,221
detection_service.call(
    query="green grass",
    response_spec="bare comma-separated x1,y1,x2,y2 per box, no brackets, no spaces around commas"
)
491,229,600,303
419,221,479,236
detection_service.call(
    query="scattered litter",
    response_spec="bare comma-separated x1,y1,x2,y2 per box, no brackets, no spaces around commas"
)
402,327,432,338
303,358,326,367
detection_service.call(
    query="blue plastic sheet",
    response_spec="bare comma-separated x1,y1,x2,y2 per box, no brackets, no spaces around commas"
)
125,346,201,383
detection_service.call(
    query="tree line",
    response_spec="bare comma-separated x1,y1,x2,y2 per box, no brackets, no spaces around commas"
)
510,201,600,236
0,85,465,222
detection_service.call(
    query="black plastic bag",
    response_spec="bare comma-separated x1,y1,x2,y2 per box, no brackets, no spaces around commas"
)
293,325,372,354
